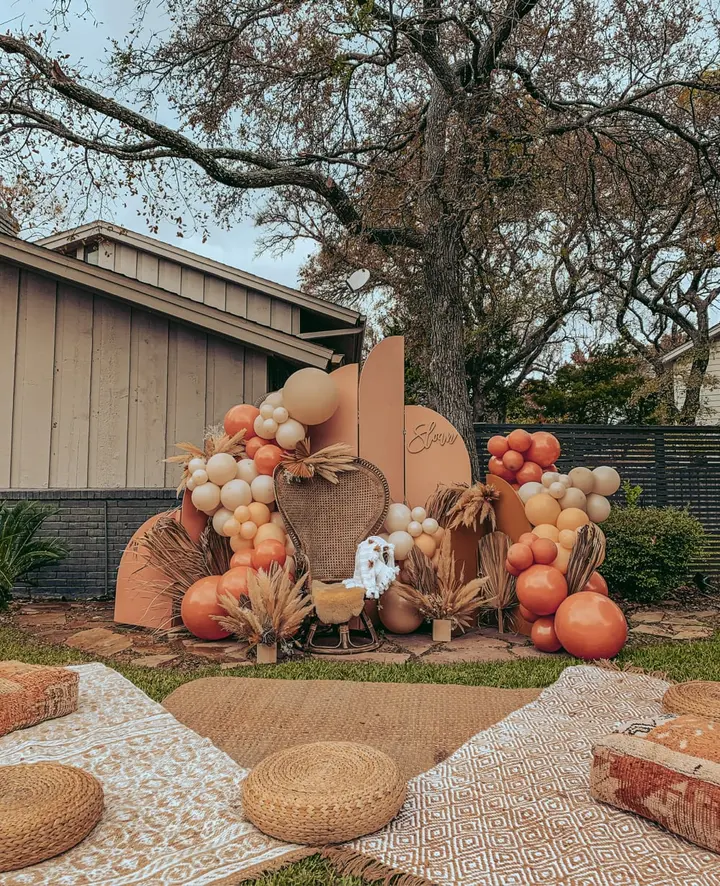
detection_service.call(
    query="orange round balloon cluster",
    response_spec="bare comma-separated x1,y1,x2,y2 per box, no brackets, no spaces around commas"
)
487,430,560,488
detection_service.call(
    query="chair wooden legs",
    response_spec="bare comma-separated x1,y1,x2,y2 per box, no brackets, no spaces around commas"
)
304,610,380,654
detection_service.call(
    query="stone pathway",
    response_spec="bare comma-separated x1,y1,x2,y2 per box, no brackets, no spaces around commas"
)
2,599,718,669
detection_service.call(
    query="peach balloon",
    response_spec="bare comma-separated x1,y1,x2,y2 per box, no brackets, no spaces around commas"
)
507,543,534,571
516,461,543,485
533,523,560,542
234,505,251,523
240,521,258,540
487,435,509,457
524,494,561,527
552,545,571,574
531,538,558,565
282,367,339,425
505,559,521,577
558,529,576,550
432,526,445,543
556,508,590,532
230,535,253,552
507,428,532,452
223,517,242,537
254,523,286,546
526,432,561,468
502,450,524,472
414,533,437,558
230,550,254,568
181,576,229,640
531,617,562,652
224,404,260,439
583,571,609,596
516,565,568,616
217,566,255,601
554,593,627,659
378,585,423,633
518,603,538,623
248,501,271,526
518,531,539,546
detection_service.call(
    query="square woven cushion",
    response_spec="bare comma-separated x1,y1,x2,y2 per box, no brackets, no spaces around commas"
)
591,714,720,853
0,661,79,737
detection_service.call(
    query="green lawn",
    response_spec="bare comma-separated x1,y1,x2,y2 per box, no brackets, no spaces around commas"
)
3,624,720,886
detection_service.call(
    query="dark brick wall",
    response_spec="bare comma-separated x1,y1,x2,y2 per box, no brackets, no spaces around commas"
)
2,489,178,600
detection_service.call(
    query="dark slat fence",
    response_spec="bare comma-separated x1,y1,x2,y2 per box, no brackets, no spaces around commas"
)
475,424,720,581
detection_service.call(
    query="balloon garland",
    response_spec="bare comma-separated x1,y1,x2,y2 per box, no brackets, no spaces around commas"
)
489,429,627,659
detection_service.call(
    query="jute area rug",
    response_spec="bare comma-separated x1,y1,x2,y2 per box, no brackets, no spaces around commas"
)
163,678,541,780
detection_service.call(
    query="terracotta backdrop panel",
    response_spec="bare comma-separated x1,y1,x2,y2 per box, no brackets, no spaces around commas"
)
311,363,359,455
404,405,472,510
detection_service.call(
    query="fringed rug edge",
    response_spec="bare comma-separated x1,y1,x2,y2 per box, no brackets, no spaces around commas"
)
323,846,436,886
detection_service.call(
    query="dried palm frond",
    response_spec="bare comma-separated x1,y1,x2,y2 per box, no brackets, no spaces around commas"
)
280,438,357,484
425,483,468,528
395,533,488,630
214,564,313,647
446,483,499,531
566,523,607,594
199,523,232,575
165,426,247,494
477,531,517,633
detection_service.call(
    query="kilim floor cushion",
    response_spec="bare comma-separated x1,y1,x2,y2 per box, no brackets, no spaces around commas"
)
0,660,78,737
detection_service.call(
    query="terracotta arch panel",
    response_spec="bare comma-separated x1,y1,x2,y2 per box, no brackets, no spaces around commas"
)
311,363,359,455
404,405,472,511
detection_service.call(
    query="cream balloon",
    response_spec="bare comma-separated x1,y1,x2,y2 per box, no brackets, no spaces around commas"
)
255,523,286,546
259,402,275,419
275,419,306,450
558,529,577,550
206,453,238,486
388,530,414,560
568,467,594,494
410,507,427,523
407,521,423,538
253,414,276,439
262,418,278,438
191,482,221,514
251,475,275,504
285,536,296,555
270,511,285,529
223,518,242,537
186,476,196,491
557,474,572,487
191,468,208,486
560,487,587,511
586,493,611,523
518,481,544,503
422,517,439,535
220,479,252,511
385,503,412,533
264,390,284,407
282,367,339,425
272,406,289,424
548,482,566,499
230,535,253,552
541,472,560,488
236,458,259,483
188,457,206,474
592,466,621,496
212,507,234,536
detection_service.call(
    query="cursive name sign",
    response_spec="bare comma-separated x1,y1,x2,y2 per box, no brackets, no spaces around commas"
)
406,422,459,454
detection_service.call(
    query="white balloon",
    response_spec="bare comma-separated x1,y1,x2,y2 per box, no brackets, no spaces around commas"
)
191,469,208,486
410,506,427,523
385,502,412,533
186,476,196,492
407,520,423,538
212,507,234,536
592,466,621,496
518,481,544,503
388,530,414,560
568,467,594,494
254,414,276,439
548,482,566,499
557,474,572,487
236,458,259,483
422,517,439,535
586,493,611,523
560,487,587,511
206,453,238,485
188,457,206,474
272,406,289,424
263,418,279,437
251,474,276,504
259,402,275,419
264,390,284,407
192,482,221,514
220,478,252,511
542,472,560,488
275,419,306,450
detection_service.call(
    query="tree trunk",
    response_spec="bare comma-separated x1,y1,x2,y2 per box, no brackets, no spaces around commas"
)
679,346,710,424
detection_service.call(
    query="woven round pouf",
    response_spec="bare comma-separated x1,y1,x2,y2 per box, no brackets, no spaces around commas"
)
241,741,406,845
664,681,720,719
0,763,104,872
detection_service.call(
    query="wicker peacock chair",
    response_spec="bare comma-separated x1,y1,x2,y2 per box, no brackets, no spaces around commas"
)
274,458,390,653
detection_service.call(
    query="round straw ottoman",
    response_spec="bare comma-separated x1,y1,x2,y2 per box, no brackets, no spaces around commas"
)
241,741,406,845
0,763,104,872
663,681,720,719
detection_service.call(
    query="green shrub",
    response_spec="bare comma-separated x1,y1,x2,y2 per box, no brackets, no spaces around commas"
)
0,501,68,610
603,490,707,604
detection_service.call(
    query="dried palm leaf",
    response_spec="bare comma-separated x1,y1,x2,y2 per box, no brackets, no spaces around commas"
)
280,438,357,484
566,523,607,595
214,564,313,647
165,426,247,494
477,531,517,633
446,483,499,531
199,523,232,575
425,482,468,528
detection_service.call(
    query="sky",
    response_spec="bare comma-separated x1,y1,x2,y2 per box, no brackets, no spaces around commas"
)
4,0,316,287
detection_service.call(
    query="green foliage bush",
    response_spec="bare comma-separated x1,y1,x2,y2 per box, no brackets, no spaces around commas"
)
603,488,707,604
0,501,67,610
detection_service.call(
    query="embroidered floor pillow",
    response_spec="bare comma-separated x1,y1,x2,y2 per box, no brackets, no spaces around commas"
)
0,661,79,737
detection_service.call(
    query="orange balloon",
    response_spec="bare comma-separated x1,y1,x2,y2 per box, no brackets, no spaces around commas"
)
524,494,561,527
518,532,539,546
507,543,533,571
531,616,563,652
554,593,627,659
516,564,568,616
488,456,515,482
246,437,268,459
507,428,532,452
254,444,284,476
487,435,509,458
217,566,256,601
518,604,539,623
502,450,524,472
526,431,561,468
556,508,590,532
414,533,437,558
505,558,521,577
516,461,543,484
230,550,254,569
583,571,609,596
531,538,558,565
180,576,229,640
224,404,260,439
552,545,571,575
252,538,287,571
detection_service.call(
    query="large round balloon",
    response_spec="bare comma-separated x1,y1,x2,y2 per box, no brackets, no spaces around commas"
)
586,493,611,523
386,503,412,533
387,530,414,560
502,450,524,472
526,432,561,468
592,466,621,496
378,585,423,634
554,593,627,659
531,616,562,652
206,453,238,486
531,538,557,565
181,575,229,640
217,566,255,601
282,368,339,426
507,428,532,452
568,467,594,494
224,404,260,439
516,564,568,616
533,523,560,542
220,479,252,511
275,418,306,450
524,494,561,527
191,482,221,514
518,482,544,503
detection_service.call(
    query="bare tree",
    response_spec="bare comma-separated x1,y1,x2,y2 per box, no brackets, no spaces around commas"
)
1,1,719,473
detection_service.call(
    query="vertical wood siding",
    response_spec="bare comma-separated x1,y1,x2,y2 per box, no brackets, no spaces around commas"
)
0,261,269,489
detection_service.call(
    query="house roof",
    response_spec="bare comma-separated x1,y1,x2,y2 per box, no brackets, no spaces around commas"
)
0,233,336,368
662,321,720,364
36,221,362,327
